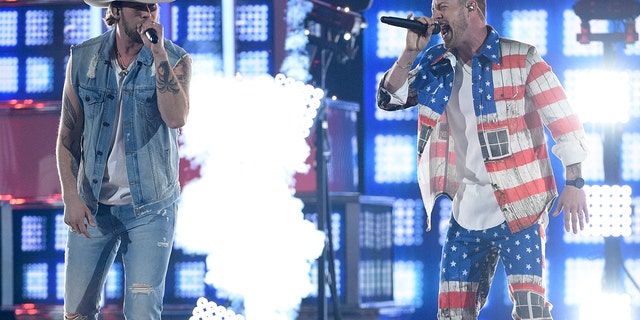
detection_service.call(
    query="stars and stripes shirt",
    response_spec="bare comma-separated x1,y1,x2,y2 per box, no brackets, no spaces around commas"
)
377,26,589,233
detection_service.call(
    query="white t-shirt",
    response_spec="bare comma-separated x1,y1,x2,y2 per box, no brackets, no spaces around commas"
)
447,59,504,230
99,60,132,205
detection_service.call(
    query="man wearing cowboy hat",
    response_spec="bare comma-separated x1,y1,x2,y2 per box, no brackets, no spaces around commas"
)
56,1,191,318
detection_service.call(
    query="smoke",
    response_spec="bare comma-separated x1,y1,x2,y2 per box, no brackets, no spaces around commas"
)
175,74,326,320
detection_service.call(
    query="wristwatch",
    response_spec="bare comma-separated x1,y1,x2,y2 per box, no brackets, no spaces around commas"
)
566,177,585,189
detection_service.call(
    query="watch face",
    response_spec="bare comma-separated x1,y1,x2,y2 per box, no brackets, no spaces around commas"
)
568,177,585,188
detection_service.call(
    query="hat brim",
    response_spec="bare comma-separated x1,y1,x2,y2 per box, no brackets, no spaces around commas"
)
84,0,175,8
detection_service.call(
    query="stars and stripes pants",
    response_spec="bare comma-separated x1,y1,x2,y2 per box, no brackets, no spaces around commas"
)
437,218,553,320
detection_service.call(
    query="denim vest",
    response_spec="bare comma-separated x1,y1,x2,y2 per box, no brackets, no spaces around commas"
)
70,29,188,216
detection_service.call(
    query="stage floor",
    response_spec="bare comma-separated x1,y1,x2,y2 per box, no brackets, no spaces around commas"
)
4,303,398,320
6,304,196,320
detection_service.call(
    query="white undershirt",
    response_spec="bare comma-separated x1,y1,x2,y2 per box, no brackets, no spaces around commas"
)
447,60,504,230
99,60,132,205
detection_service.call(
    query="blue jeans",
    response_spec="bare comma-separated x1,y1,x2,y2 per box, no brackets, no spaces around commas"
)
64,202,176,319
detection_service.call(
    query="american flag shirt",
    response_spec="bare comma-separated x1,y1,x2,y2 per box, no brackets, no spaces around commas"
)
377,27,589,233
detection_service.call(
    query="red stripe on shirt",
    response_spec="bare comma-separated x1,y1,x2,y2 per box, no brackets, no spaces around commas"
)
499,54,527,70
527,61,552,86
530,86,568,112
475,112,543,133
546,113,583,137
485,146,550,173
494,175,556,206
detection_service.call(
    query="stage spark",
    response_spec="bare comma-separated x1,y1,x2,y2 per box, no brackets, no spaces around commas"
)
176,74,326,320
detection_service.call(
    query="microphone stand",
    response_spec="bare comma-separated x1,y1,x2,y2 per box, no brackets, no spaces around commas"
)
315,47,342,320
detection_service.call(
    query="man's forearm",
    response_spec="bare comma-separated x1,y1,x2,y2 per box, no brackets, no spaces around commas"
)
383,49,419,92
155,53,191,128
566,163,582,180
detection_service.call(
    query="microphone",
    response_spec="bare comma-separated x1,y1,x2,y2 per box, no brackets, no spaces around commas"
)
380,16,441,35
145,29,158,44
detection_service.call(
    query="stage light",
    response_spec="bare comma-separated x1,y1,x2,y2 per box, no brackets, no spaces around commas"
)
237,50,270,76
55,263,64,300
63,9,92,45
175,261,207,298
393,260,424,308
621,133,640,181
54,214,66,251
585,185,632,238
25,9,53,46
186,4,221,42
26,57,54,94
503,9,548,55
564,258,603,305
374,134,416,184
0,10,18,46
377,10,430,60
393,198,424,247
23,263,48,300
21,215,46,252
573,0,640,44
579,293,632,320
564,69,631,124
236,4,269,42
0,57,18,93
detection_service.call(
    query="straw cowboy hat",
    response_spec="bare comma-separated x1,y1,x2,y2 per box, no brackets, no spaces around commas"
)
84,0,174,8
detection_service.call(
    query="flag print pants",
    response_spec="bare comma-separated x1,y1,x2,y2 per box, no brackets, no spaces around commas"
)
437,218,553,320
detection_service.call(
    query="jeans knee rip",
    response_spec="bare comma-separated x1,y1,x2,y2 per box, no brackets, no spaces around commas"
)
65,313,88,320
130,283,155,294
157,237,170,247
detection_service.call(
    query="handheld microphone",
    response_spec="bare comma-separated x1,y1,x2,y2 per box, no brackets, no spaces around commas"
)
380,16,441,35
145,29,158,44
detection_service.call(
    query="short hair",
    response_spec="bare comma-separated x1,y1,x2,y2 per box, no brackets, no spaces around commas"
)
476,0,486,18
461,0,486,20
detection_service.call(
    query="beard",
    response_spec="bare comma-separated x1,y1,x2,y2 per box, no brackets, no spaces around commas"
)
120,14,144,44
443,10,469,49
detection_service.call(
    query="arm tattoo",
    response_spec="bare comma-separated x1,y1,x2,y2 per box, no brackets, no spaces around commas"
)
61,91,82,165
156,61,181,94
69,155,79,180
62,92,77,131
567,163,582,178
175,59,191,93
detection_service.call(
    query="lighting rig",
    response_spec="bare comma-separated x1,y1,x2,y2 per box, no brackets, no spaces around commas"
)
574,0,640,44
573,0,640,313
302,1,367,320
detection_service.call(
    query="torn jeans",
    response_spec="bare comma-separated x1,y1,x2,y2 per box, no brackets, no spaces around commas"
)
64,201,176,319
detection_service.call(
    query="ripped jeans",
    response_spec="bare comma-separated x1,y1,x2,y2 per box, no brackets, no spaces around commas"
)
64,202,176,320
